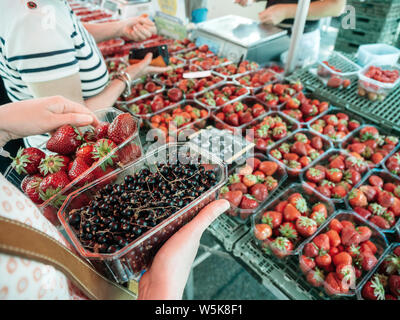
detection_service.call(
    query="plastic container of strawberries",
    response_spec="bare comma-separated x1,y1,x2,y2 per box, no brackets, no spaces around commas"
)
4,108,143,227
344,168,400,236
145,99,210,140
191,56,232,71
98,38,125,57
358,62,400,100
307,106,366,148
194,81,250,111
212,61,260,81
300,149,370,205
232,68,282,95
340,124,400,169
115,88,185,120
115,77,165,104
219,153,287,224
172,49,215,63
152,61,196,89
298,211,388,299
57,142,228,283
267,129,334,178
251,182,336,258
211,96,270,135
356,243,400,300
382,144,400,180
240,111,301,154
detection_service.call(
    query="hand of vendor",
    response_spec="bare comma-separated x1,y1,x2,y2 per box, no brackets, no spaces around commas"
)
125,53,172,80
118,15,157,42
234,0,251,7
259,4,288,25
0,96,98,148
138,200,230,300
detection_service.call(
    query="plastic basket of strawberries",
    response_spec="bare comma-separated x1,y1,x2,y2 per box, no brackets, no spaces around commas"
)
298,211,388,298
175,72,226,100
219,153,287,223
6,109,143,227
383,147,400,179
116,76,164,104
268,129,333,178
357,243,400,300
194,82,249,110
308,106,364,147
212,60,260,80
340,125,399,168
212,97,269,135
242,111,300,153
153,63,199,88
233,68,282,94
345,169,400,235
301,149,372,204
252,182,335,259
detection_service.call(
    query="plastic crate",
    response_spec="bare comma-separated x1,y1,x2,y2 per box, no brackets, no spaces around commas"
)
207,213,250,252
337,28,400,46
334,38,362,54
346,0,400,19
232,232,329,300
354,15,400,35
285,53,400,134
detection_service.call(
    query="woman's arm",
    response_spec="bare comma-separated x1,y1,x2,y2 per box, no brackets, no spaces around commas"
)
26,54,171,112
83,15,157,43
259,0,346,25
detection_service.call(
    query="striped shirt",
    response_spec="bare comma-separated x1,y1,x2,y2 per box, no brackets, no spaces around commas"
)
0,0,109,102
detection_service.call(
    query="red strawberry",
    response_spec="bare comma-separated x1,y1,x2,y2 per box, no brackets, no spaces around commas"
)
94,122,110,140
389,275,400,297
24,175,44,204
39,171,71,202
240,194,258,210
144,81,157,93
107,113,137,145
76,143,95,166
362,276,385,300
46,125,83,155
220,190,243,208
167,88,183,102
12,147,45,175
68,157,94,186
39,155,70,176
341,226,361,246
250,183,269,202
117,143,142,165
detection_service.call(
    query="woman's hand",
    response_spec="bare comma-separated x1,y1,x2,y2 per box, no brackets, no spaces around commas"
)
138,200,230,300
0,96,98,147
234,0,250,7
259,5,288,25
118,15,157,42
125,53,172,80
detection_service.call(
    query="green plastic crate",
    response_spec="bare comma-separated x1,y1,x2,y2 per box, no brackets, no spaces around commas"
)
354,15,400,35
347,0,400,19
334,38,361,53
337,27,400,46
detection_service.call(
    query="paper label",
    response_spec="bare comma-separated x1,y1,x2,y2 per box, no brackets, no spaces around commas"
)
183,71,212,79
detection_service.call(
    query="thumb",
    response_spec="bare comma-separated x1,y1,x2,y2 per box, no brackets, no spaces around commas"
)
189,200,230,238
139,53,153,67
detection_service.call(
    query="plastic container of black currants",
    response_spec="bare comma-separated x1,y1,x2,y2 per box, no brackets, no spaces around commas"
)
58,142,228,283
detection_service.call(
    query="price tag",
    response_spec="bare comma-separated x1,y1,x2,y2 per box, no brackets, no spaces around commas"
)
183,71,212,79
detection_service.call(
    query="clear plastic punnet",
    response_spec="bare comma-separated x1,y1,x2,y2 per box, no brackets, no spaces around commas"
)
340,124,400,169
232,68,282,94
300,149,372,204
298,211,388,298
219,153,287,223
194,81,250,111
251,182,336,259
211,96,270,135
307,106,366,148
344,168,400,236
358,62,400,101
267,129,333,178
57,142,228,283
5,108,143,227
357,243,400,300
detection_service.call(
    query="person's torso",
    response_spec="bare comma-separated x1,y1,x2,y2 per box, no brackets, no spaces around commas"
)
0,0,109,102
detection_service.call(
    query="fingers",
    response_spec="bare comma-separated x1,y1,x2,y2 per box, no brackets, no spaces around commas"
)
145,65,172,75
189,200,230,239
48,96,99,127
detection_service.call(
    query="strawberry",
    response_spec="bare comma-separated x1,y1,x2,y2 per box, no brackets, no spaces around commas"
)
39,171,71,202
76,143,95,166
107,113,137,145
283,203,301,221
24,175,44,204
341,226,361,246
117,143,142,165
220,189,243,208
240,194,258,210
68,157,94,185
39,155,70,176
250,183,269,202
144,81,157,93
296,216,317,237
12,147,45,175
389,275,400,297
270,236,294,258
254,224,272,241
167,88,183,102
362,276,385,300
46,125,83,155
279,222,298,240
94,122,110,140
226,113,239,126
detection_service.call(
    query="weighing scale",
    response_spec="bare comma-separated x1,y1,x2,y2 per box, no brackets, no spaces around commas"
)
193,15,290,66
102,0,154,19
